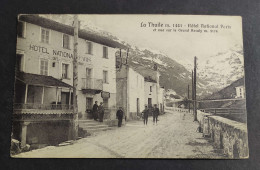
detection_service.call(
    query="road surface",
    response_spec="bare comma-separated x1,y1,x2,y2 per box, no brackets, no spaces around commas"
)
14,110,226,158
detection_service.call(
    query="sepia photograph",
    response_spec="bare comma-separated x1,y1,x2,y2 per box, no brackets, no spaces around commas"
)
11,14,248,158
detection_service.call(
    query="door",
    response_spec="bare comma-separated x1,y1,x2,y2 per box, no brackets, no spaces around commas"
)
61,92,70,109
137,98,140,115
86,97,93,111
148,98,152,108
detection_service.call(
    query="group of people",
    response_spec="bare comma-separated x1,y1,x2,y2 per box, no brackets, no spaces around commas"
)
92,102,160,127
92,101,105,122
142,104,160,125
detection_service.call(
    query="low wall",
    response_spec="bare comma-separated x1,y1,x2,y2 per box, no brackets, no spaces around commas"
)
165,107,190,113
197,110,249,158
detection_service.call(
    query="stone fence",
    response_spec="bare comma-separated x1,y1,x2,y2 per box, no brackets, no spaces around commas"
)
165,107,190,113
197,110,249,158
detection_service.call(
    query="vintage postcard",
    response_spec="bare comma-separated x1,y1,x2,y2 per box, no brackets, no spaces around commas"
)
11,14,248,158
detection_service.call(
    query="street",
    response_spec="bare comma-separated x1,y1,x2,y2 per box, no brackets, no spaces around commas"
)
14,110,226,158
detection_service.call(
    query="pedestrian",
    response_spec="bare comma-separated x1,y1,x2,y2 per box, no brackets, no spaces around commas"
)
142,106,149,125
116,107,124,127
92,101,98,121
153,104,159,125
98,102,104,122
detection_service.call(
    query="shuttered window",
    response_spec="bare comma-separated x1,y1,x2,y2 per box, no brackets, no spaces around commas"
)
103,46,108,58
41,28,50,43
86,41,93,54
40,59,48,75
63,34,70,49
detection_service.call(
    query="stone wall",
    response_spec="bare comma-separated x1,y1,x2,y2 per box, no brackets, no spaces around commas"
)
197,110,249,158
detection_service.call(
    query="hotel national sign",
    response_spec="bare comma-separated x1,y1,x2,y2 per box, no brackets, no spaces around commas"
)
29,44,91,63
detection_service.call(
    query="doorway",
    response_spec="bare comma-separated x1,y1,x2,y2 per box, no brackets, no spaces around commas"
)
86,97,93,119
148,98,152,108
137,98,140,115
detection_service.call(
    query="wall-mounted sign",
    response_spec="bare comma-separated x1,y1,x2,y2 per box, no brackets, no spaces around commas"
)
101,91,110,98
29,44,91,63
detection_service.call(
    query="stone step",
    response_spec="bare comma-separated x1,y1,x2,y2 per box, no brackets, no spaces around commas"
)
78,119,112,134
79,122,105,126
87,127,113,132
79,124,109,130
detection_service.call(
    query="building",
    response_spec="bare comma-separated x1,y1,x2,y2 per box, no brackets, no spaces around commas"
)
158,86,165,114
116,65,145,120
13,15,125,148
135,65,164,113
235,85,245,98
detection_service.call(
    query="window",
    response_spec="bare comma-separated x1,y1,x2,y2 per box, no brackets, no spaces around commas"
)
41,28,50,43
86,41,93,54
17,21,25,38
150,86,152,92
62,63,69,79
103,70,108,83
40,59,48,75
103,46,108,58
16,54,23,72
86,68,92,78
63,34,70,49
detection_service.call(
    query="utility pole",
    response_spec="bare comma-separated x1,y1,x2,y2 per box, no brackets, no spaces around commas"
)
188,84,190,113
191,70,194,114
194,56,198,121
72,15,79,140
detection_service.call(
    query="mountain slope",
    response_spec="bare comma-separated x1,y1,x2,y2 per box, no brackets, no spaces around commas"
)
39,15,244,97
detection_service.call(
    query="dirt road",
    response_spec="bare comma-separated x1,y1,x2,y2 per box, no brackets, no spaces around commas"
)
14,110,226,158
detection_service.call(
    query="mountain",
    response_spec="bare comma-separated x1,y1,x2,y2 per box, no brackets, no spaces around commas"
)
38,15,244,98
197,44,244,92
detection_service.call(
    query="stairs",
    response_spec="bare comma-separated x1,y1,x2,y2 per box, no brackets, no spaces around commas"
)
78,119,113,136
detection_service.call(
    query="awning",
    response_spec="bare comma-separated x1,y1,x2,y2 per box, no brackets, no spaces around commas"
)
16,72,72,88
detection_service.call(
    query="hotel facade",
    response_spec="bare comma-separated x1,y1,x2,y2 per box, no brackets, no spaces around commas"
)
13,15,125,148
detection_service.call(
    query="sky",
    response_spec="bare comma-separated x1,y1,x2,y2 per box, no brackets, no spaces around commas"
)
78,15,243,66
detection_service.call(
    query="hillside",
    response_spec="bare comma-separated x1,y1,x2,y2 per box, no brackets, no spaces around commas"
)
39,15,245,97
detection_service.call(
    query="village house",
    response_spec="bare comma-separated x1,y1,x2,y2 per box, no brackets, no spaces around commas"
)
135,65,165,114
116,64,145,120
116,54,165,120
235,85,245,98
13,15,125,149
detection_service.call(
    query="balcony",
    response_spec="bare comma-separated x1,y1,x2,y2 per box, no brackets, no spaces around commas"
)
13,103,73,115
81,78,103,94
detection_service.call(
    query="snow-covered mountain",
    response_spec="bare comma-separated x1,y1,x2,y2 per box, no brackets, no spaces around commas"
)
197,44,244,92
39,15,244,98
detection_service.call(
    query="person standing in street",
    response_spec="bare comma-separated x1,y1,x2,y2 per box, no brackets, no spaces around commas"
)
98,102,104,122
142,106,149,125
153,104,160,125
92,101,98,121
116,107,124,127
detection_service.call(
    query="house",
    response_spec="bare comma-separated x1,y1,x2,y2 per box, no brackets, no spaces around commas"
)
116,65,145,120
235,85,245,98
13,15,125,148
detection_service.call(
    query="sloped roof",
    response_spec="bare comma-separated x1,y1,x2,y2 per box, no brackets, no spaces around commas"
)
16,72,72,88
144,76,157,83
19,15,127,49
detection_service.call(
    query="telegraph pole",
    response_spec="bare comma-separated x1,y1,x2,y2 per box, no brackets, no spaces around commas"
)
193,56,198,121
188,84,190,113
72,15,79,140
191,70,194,114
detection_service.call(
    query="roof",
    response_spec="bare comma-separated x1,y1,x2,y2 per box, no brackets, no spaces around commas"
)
16,72,72,88
144,76,157,83
18,15,127,49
